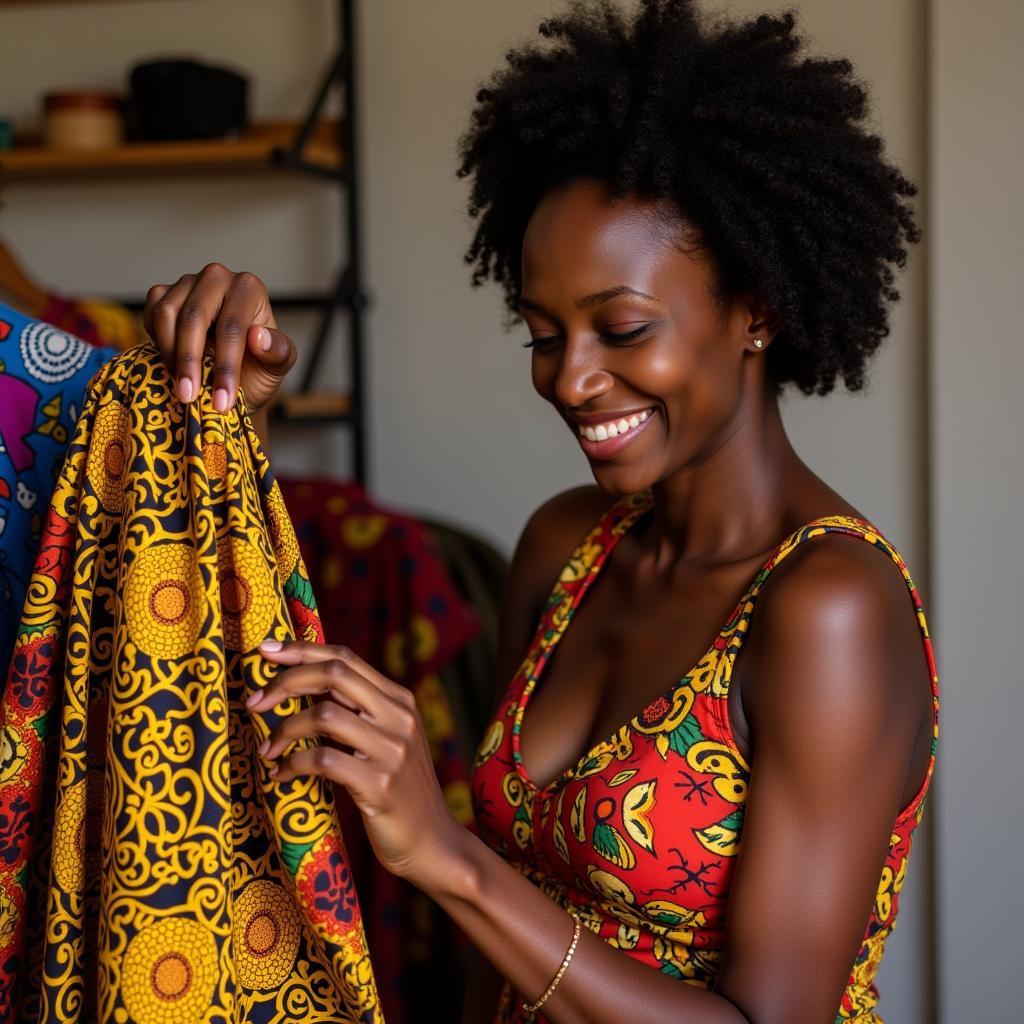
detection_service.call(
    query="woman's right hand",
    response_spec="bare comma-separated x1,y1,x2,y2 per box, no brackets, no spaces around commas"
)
143,263,297,414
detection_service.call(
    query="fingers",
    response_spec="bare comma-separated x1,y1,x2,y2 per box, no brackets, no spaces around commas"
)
259,640,412,705
145,275,196,398
247,325,298,379
270,744,379,801
142,283,171,338
142,264,279,411
259,701,395,762
175,271,229,405
247,643,388,718
212,270,268,411
249,641,422,761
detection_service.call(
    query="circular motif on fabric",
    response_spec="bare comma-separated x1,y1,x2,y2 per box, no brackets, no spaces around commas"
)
122,918,218,1024
232,879,302,990
149,580,189,624
0,724,27,784
52,778,86,890
125,544,205,659
264,481,300,584
85,398,131,513
217,535,275,652
203,441,227,480
19,321,91,383
341,514,387,550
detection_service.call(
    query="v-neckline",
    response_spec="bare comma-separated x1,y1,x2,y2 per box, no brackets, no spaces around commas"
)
510,494,862,797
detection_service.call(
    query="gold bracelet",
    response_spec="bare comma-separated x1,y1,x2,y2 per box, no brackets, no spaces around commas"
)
522,914,582,1015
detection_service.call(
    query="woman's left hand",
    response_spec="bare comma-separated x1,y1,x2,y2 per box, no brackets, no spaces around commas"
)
249,639,465,891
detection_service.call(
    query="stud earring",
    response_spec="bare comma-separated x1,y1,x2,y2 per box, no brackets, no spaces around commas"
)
753,338,764,349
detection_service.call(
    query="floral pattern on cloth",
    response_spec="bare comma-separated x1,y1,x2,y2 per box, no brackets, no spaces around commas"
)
471,491,939,1024
0,301,114,675
0,343,382,1023
279,478,481,1024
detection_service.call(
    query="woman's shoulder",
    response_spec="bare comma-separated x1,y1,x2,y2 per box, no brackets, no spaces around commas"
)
740,519,930,746
515,485,620,580
496,487,617,680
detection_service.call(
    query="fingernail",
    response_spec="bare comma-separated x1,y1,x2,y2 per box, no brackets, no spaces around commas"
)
178,377,194,403
259,327,272,352
214,388,230,412
258,739,270,756
268,766,279,778
245,692,262,709
260,639,282,652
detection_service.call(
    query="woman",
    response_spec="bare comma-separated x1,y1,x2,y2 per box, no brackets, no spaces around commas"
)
156,3,936,1021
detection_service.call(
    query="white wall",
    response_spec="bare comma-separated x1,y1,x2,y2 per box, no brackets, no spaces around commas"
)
1,1,939,1019
929,3,1024,1021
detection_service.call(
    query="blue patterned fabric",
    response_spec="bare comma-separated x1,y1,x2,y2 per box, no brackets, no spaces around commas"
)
0,300,114,673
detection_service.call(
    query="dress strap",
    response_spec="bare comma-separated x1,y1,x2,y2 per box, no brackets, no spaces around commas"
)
715,515,938,712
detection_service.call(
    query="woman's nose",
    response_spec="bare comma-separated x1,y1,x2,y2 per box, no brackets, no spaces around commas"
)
553,339,613,410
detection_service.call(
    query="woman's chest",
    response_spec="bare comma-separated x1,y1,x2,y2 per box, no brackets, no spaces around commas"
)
471,666,750,929
518,563,751,792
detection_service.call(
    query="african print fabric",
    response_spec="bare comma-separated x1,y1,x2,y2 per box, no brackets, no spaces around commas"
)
280,478,481,1023
471,492,939,1024
0,300,114,676
0,343,382,1022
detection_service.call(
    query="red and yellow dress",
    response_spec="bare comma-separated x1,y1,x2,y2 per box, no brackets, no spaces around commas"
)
471,491,939,1023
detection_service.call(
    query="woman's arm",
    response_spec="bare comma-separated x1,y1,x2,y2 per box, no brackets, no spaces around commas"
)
253,528,928,1024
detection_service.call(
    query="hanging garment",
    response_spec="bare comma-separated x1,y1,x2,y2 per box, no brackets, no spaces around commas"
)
0,301,115,676
278,478,481,1024
0,344,382,1023
40,295,144,353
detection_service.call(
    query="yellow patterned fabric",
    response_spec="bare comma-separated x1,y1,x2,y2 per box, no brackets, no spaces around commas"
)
0,344,382,1022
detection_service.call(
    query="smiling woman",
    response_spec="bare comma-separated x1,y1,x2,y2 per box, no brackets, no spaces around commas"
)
238,3,936,1024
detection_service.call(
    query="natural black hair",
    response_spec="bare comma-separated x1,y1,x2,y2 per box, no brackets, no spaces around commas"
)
457,0,920,394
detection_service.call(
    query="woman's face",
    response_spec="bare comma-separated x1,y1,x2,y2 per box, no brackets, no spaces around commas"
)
520,179,766,496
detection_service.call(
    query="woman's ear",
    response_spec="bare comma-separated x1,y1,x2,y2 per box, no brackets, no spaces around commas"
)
744,294,782,352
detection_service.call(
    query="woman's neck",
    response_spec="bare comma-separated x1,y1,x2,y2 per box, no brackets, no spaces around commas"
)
647,388,808,569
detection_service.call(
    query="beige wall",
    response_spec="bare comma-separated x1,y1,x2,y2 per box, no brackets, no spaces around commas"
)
1,1,980,1019
929,2,1024,1020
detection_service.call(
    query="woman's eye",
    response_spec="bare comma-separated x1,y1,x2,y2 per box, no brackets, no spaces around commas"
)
522,335,562,349
603,323,653,343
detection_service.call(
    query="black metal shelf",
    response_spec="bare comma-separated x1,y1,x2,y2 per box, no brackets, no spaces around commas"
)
2,0,367,483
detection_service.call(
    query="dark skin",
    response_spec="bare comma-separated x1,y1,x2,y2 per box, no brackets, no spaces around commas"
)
141,262,298,447
199,180,932,1023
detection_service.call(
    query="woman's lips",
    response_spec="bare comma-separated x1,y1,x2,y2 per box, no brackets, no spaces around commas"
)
575,408,655,460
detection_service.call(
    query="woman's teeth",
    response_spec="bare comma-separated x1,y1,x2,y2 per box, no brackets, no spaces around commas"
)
579,408,652,442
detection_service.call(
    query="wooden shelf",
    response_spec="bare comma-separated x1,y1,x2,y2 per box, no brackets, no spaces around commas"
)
274,391,352,422
0,121,343,181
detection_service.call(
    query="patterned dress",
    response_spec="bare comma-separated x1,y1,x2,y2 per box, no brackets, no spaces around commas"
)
0,301,114,675
471,491,939,1023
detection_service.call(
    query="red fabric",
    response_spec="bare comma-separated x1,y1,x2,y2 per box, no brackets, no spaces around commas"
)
39,296,104,347
279,477,481,1023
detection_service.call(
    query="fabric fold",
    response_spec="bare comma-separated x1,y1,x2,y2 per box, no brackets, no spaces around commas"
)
0,343,382,1023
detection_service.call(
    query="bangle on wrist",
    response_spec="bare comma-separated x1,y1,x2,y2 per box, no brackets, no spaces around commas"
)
522,913,582,1015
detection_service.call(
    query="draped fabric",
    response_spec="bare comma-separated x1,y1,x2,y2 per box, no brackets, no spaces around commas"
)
0,300,115,675
0,344,382,1023
279,479,481,1023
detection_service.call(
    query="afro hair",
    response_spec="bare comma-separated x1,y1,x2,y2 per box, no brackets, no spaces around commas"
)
457,0,921,394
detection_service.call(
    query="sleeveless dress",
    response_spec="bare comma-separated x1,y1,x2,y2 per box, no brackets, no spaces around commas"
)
470,491,939,1024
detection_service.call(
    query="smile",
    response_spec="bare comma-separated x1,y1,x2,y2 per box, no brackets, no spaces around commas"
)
574,407,655,460
578,408,652,442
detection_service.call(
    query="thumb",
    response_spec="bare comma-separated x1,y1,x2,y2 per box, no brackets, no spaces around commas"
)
246,325,297,379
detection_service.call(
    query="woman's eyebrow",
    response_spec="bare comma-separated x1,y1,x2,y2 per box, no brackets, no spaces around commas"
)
517,286,657,314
